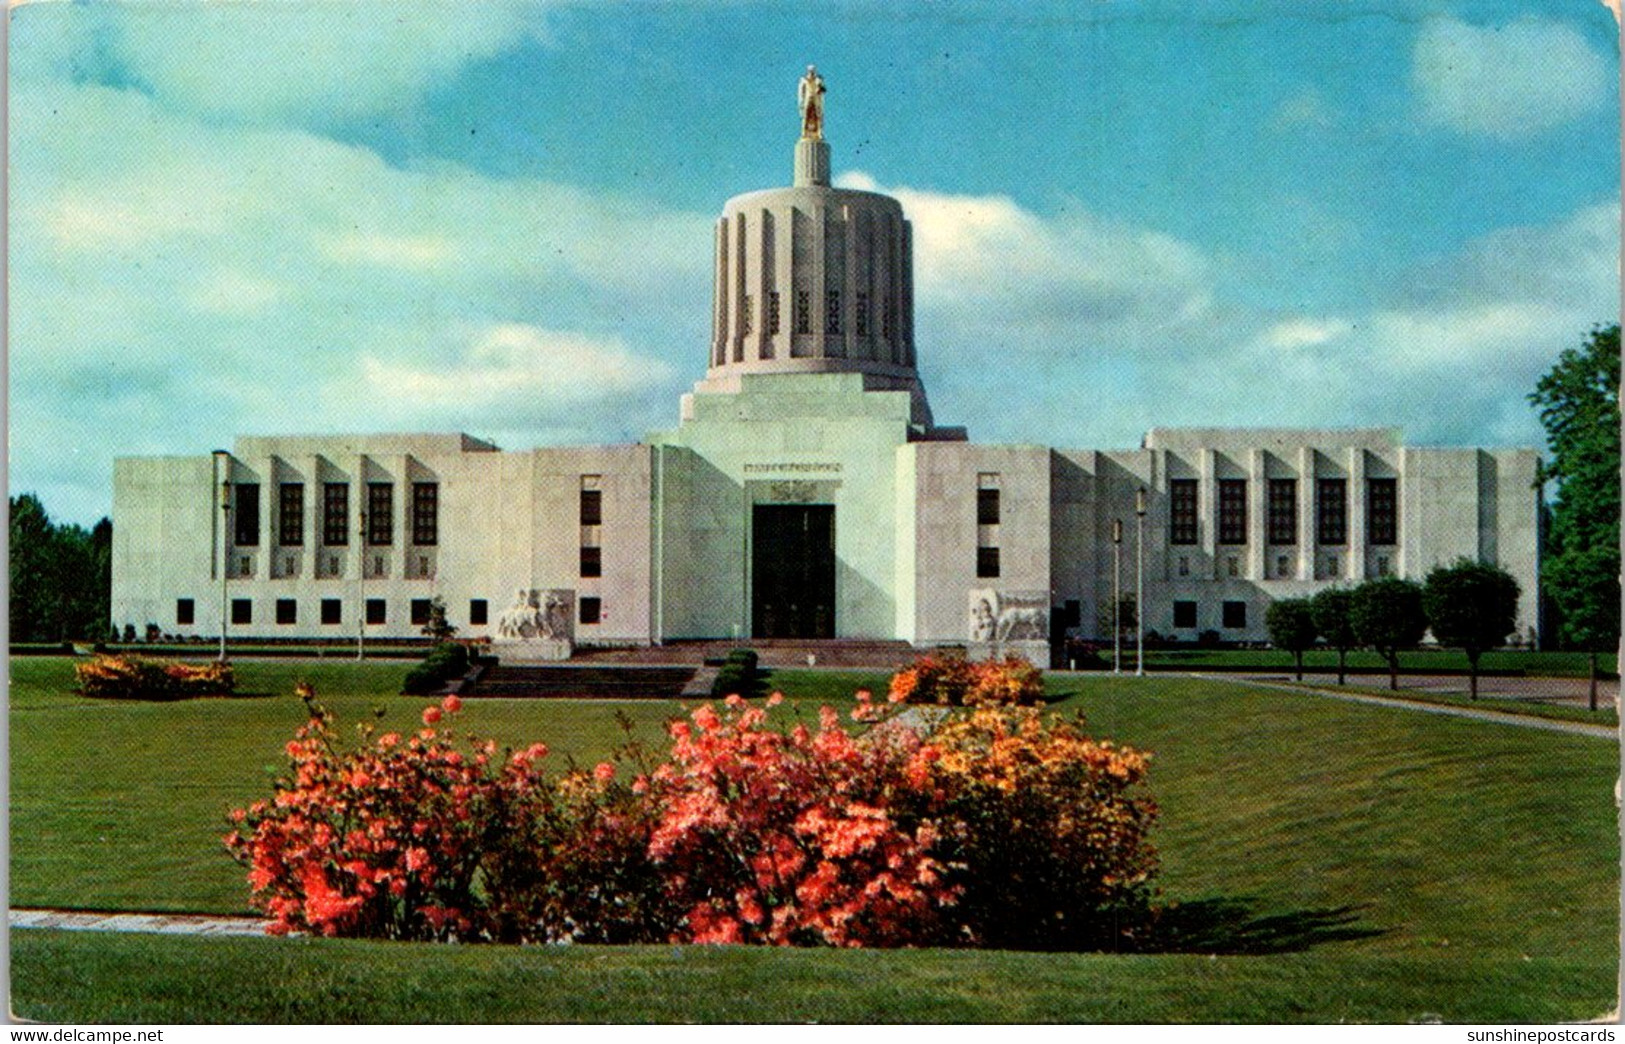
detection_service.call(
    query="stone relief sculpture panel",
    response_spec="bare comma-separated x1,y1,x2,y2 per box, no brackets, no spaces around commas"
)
968,589,1049,643
495,588,575,646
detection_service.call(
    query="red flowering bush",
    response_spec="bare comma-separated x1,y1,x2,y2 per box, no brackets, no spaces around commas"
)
229,670,1157,950
76,655,234,700
887,654,1043,706
224,693,549,940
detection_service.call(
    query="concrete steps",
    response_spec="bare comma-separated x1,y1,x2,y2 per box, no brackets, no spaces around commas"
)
465,664,697,700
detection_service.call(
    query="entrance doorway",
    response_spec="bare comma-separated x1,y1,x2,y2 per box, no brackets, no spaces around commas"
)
751,504,835,639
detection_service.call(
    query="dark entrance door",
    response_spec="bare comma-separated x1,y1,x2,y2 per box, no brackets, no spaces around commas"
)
752,504,835,639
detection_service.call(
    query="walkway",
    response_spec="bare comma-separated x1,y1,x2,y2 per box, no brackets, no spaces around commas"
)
1210,674,1617,740
11,908,267,936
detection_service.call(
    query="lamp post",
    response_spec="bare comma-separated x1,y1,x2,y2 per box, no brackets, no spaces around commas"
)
356,509,367,662
1111,518,1123,674
215,451,231,663
1135,486,1147,678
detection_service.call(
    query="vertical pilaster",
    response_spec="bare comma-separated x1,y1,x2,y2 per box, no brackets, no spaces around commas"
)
1248,448,1266,580
1200,448,1217,579
1297,446,1315,580
1348,448,1368,580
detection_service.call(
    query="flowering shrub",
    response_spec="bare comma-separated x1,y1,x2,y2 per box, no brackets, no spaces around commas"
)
921,705,1159,950
887,654,1044,706
76,654,234,700
224,691,546,940
229,670,1157,950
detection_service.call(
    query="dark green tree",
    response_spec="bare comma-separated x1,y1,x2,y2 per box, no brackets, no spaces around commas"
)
1310,587,1357,685
1528,324,1620,709
420,595,457,642
1350,577,1428,691
9,494,115,643
1264,597,1318,681
1422,559,1520,701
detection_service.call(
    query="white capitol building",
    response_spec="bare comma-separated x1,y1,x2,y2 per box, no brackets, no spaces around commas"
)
111,70,1541,659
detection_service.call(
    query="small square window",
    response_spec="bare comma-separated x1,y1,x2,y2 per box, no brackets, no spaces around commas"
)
580,597,602,625
176,599,195,626
580,546,602,578
410,599,431,625
1222,601,1247,629
276,599,297,625
976,546,1000,579
231,599,252,625
321,599,342,625
366,599,386,625
1173,601,1197,629
470,599,488,626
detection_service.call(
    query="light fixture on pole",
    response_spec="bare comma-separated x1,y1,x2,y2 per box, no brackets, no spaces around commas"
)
357,508,367,662
1111,518,1123,675
214,450,231,664
1135,486,1147,678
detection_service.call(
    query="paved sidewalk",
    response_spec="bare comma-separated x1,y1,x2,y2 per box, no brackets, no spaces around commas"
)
11,908,268,936
1212,674,1617,739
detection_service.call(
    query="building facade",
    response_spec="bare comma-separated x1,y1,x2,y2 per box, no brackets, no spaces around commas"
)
111,77,1541,653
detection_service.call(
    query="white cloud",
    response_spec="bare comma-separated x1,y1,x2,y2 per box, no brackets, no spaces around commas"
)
57,2,549,122
1413,16,1611,138
1257,318,1353,351
9,78,709,523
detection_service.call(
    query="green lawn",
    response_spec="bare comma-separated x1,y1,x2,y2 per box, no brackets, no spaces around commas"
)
1268,678,1618,727
9,657,1619,1022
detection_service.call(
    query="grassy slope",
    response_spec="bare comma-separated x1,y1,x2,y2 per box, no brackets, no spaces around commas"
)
9,658,1619,1022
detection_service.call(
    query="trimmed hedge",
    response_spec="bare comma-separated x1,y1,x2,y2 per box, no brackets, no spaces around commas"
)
401,643,472,695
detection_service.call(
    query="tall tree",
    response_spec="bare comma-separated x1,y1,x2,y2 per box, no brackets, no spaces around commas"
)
1422,559,1520,701
1529,324,1621,709
1310,587,1357,686
1265,597,1318,681
8,494,114,643
1350,578,1428,691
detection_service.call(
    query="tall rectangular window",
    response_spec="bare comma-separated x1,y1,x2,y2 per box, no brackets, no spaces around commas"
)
323,483,349,546
579,596,602,625
767,291,781,335
580,476,603,525
321,599,342,625
855,291,869,336
976,546,1000,579
365,599,386,625
233,483,260,546
1267,479,1297,545
176,599,195,626
410,599,432,626
367,483,393,546
580,546,602,578
278,483,304,546
977,488,1000,526
882,296,896,341
1317,479,1347,546
1170,479,1198,545
231,599,252,625
826,289,842,334
1218,479,1248,545
740,294,753,336
796,290,811,334
1368,478,1398,546
411,483,438,546
469,599,488,626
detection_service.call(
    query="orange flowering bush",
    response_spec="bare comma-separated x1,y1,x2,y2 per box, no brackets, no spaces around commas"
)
229,667,1157,950
920,705,1159,950
887,654,1043,706
76,655,234,700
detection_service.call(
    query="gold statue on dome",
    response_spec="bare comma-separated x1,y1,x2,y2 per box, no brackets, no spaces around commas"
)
799,65,825,140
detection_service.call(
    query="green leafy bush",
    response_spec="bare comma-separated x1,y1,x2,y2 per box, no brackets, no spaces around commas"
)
401,642,471,695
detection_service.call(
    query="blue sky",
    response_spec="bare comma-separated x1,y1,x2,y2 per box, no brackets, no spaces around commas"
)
10,0,1620,525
